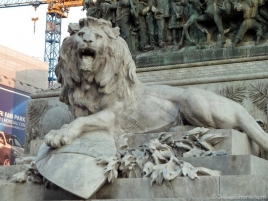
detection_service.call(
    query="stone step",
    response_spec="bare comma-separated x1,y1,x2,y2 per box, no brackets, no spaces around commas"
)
181,154,268,176
127,128,259,156
95,176,268,200
2,175,268,201
0,181,45,201
0,181,84,201
95,175,268,200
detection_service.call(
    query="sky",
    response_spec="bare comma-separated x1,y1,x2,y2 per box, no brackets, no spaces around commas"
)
0,5,86,60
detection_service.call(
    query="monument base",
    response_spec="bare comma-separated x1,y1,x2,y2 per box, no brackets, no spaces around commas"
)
1,175,267,200
1,129,268,201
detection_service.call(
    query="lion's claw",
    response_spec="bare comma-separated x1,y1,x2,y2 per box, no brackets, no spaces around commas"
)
61,136,70,145
44,127,75,149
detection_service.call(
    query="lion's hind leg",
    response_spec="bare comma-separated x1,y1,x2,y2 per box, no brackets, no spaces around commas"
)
178,87,232,129
235,110,268,152
179,87,268,152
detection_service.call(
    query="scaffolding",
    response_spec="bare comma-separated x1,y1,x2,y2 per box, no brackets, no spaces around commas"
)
44,12,62,85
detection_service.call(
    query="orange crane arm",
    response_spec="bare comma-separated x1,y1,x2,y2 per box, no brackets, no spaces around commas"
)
47,0,83,18
0,0,82,15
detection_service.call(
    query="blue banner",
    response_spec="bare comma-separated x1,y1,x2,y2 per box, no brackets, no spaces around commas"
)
0,85,30,165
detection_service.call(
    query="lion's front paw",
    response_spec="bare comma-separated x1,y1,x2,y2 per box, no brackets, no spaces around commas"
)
44,128,74,148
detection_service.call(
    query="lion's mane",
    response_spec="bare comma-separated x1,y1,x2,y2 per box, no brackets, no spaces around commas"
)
55,17,139,118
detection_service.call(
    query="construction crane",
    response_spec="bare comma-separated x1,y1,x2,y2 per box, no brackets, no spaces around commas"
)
0,0,83,86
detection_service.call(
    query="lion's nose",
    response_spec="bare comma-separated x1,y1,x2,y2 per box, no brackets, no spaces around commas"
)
83,33,95,43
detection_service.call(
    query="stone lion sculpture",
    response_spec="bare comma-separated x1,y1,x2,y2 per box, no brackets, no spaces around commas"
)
45,16,268,151
36,17,268,199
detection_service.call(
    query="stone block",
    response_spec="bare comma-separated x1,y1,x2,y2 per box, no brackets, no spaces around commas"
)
96,177,219,199
213,130,252,156
44,187,90,200
220,175,268,198
181,155,268,176
0,181,45,201
127,129,253,156
30,140,44,156
95,175,268,200
0,180,91,201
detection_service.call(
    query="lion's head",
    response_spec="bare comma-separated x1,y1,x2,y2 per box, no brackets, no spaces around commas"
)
55,17,139,118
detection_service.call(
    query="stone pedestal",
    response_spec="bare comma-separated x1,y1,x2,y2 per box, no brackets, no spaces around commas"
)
1,129,268,201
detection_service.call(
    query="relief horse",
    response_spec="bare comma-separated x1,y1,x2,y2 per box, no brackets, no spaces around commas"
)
179,0,238,48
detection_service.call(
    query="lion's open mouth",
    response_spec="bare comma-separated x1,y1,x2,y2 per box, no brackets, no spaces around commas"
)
80,48,96,71
80,48,96,60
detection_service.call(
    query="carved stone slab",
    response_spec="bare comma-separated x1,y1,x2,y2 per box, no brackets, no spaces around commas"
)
35,130,116,199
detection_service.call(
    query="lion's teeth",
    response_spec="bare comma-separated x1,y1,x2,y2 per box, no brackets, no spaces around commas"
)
82,56,93,60
82,56,93,66
81,56,93,71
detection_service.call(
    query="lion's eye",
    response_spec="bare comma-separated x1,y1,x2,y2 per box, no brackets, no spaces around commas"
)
95,33,102,39
78,32,84,38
